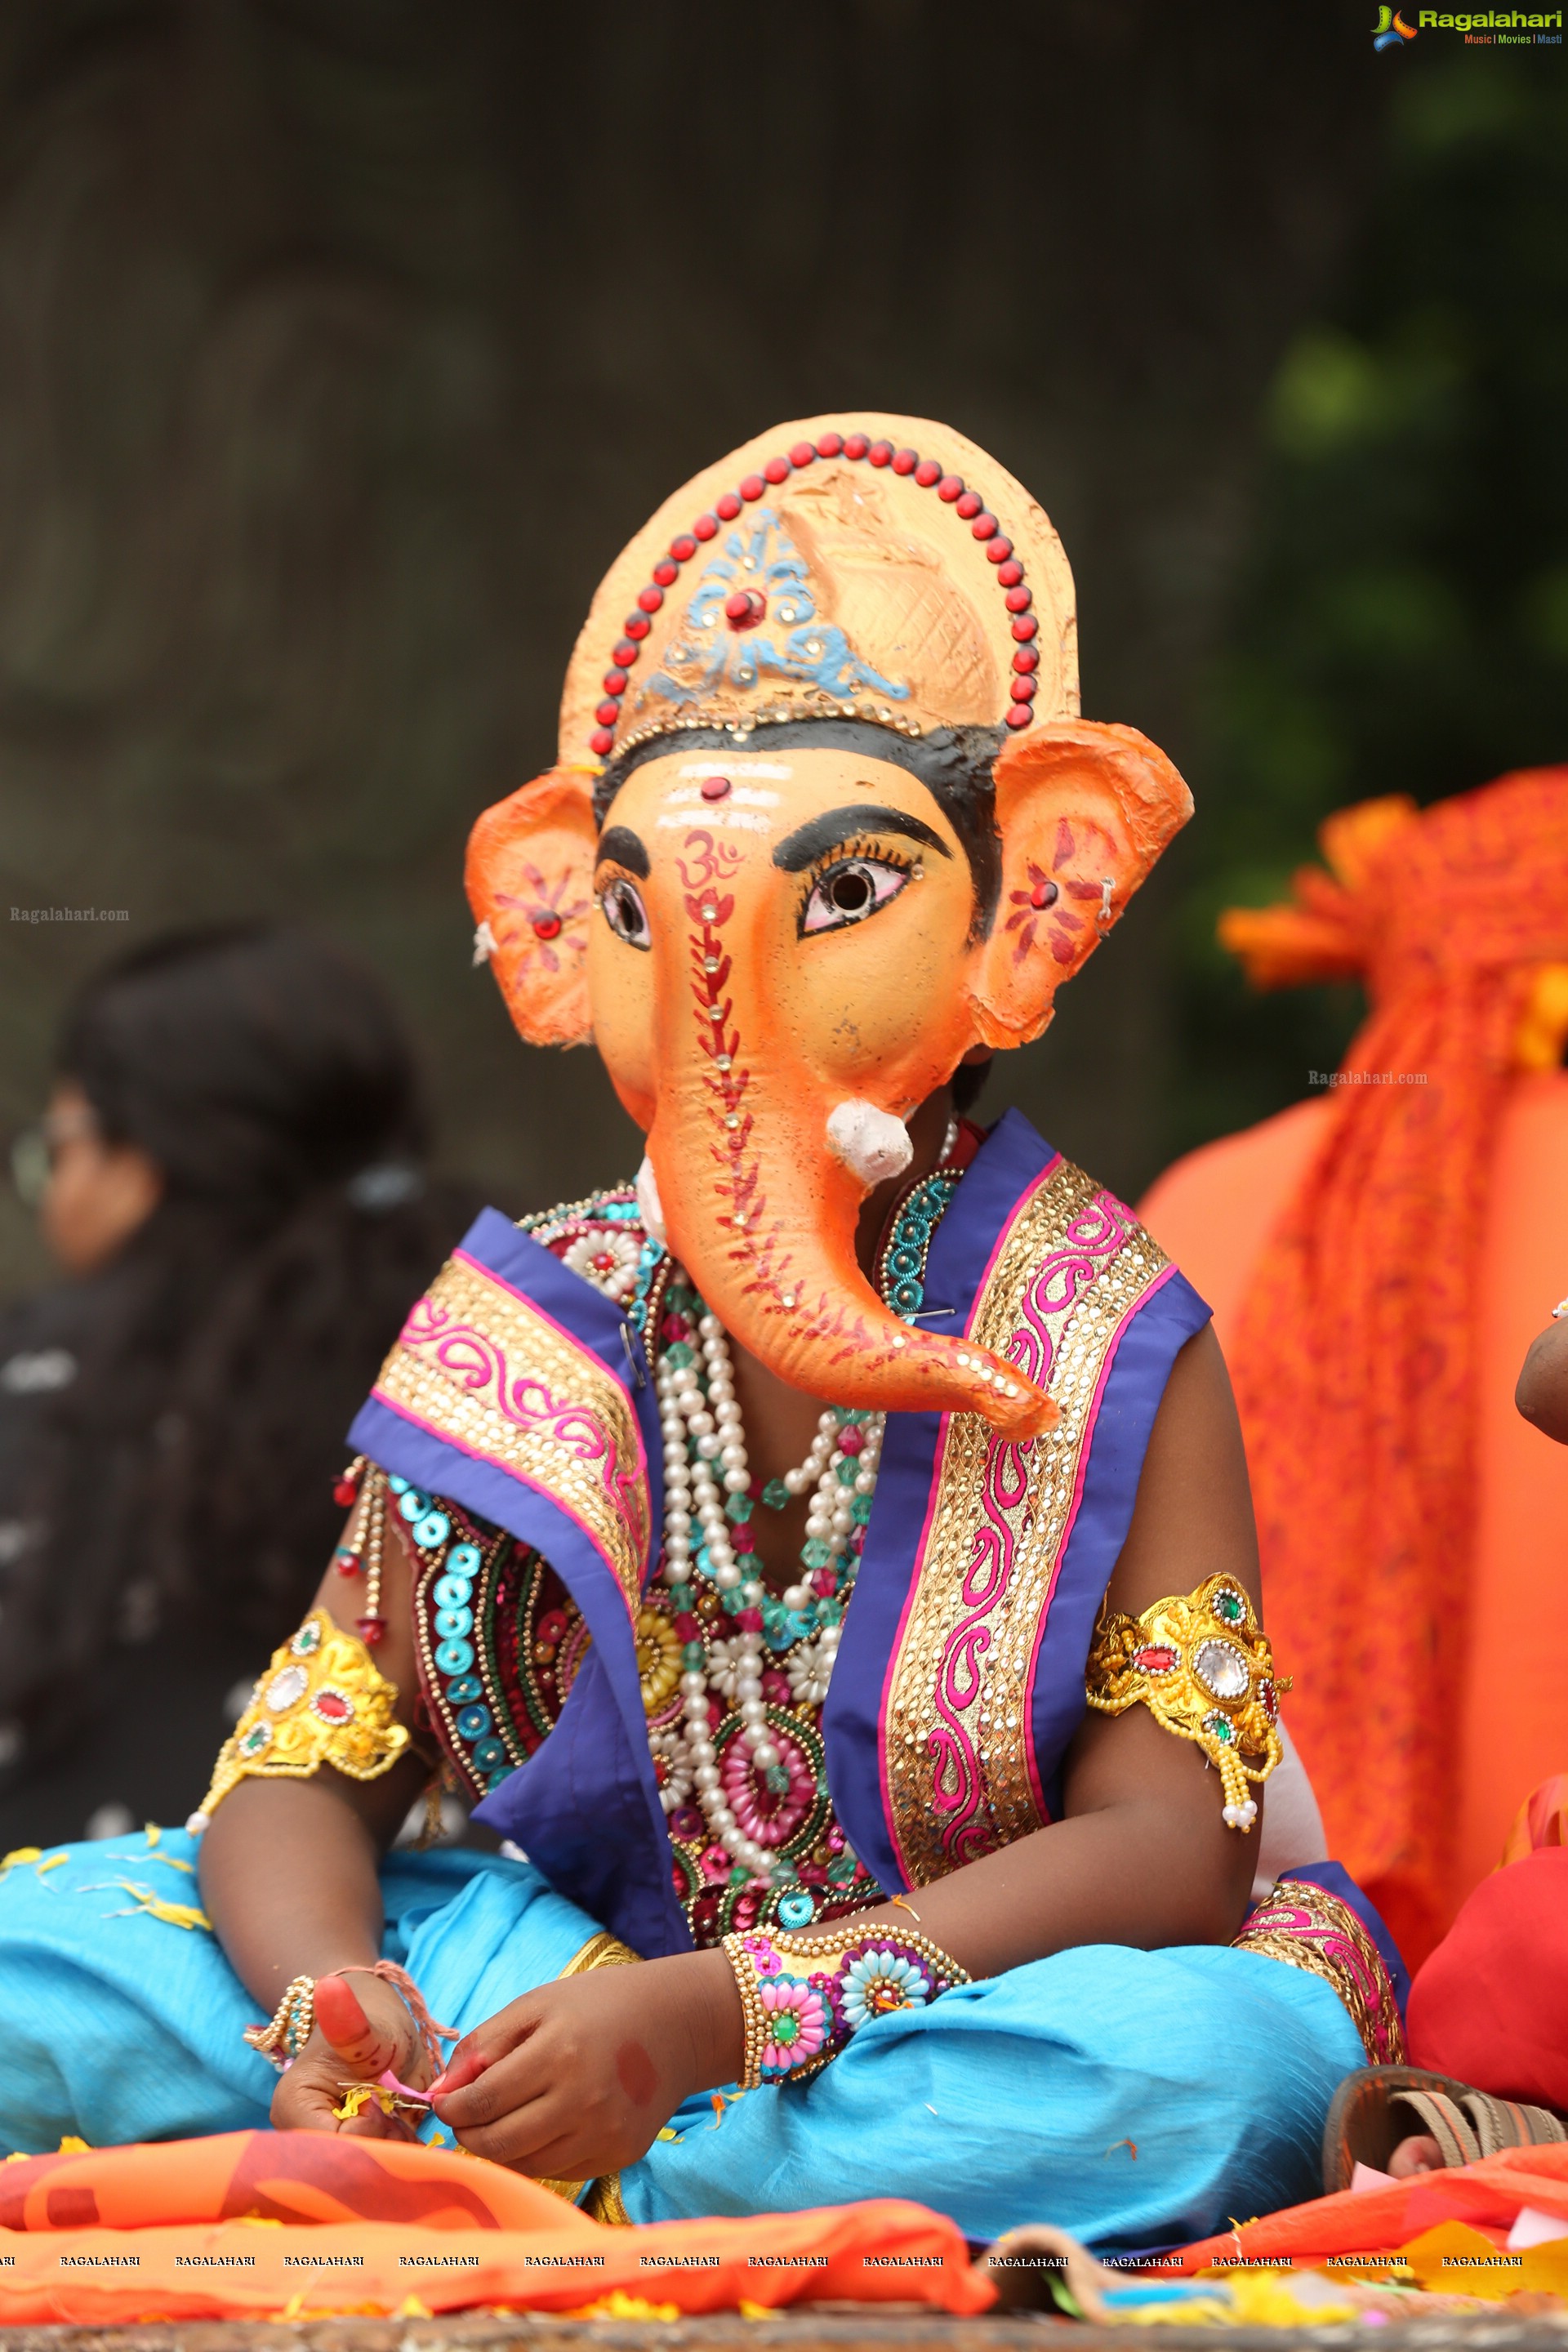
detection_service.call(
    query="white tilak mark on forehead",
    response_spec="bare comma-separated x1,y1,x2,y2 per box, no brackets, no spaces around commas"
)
661,781,780,808
676,761,791,781
655,808,774,832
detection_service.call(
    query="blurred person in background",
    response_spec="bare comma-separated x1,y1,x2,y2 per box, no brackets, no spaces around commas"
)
0,924,485,1848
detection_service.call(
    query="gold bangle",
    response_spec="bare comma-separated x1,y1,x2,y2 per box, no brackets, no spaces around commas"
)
724,1935,770,2091
1085,1573,1288,1831
188,1607,411,1833
243,1974,315,2067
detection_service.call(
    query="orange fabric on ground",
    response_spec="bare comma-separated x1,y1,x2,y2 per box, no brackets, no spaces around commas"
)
1176,2139,1568,2274
0,2130,991,2323
1139,773,1568,1968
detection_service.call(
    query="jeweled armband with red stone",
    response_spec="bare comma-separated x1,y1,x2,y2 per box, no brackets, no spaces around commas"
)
187,1608,412,1833
1084,1573,1287,1831
721,1925,970,2089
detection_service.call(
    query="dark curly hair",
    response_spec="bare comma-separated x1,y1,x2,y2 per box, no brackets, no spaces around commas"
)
0,923,487,1793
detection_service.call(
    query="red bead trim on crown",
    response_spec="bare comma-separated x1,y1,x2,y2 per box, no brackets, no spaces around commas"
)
586,431,1040,762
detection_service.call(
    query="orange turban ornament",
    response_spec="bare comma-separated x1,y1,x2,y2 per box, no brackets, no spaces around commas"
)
1219,768,1568,1966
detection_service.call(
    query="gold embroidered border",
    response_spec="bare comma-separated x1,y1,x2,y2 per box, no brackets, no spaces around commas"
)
884,1159,1171,1885
374,1254,650,1612
1233,1879,1407,2067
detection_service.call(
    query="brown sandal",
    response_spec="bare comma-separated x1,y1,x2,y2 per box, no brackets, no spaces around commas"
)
1324,2064,1567,2194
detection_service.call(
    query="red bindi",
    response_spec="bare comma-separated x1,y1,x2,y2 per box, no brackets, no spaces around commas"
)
701,775,732,801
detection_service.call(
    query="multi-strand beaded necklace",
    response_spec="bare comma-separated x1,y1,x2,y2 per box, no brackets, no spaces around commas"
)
637,1120,969,1940
343,1128,970,1945
644,1273,884,1935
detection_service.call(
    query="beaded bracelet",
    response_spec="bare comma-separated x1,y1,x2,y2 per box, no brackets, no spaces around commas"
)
721,1924,969,2090
241,1960,455,2075
243,1975,316,2068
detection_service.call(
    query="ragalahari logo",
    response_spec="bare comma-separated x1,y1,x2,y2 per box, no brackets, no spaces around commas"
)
1373,4,1418,43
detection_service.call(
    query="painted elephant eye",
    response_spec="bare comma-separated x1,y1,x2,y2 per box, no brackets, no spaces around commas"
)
801,857,911,938
600,877,651,951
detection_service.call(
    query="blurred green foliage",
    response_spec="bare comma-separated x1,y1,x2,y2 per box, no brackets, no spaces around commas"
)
1169,50,1568,1156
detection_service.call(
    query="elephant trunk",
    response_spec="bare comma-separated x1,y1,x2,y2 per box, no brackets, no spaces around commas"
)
646,1051,1055,1442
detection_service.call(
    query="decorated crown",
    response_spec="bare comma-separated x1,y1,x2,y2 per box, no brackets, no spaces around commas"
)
559,413,1080,773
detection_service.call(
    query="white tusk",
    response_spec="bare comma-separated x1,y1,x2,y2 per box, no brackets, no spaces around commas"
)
471,920,497,967
826,1098,913,1187
635,1155,667,1244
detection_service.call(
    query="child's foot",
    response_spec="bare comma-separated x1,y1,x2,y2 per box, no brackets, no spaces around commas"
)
1388,2132,1443,2177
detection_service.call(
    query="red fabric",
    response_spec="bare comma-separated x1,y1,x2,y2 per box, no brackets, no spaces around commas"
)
1218,771,1568,1967
1406,1846,1568,2111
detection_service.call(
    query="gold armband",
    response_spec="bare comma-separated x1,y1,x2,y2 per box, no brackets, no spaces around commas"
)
188,1608,411,1833
1084,1575,1287,1832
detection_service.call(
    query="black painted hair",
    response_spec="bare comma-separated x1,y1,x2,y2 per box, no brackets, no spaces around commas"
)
595,718,1008,938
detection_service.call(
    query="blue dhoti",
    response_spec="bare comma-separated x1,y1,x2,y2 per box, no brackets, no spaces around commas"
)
0,1830,1360,2252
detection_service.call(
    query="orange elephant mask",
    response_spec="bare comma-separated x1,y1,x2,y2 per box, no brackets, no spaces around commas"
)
467,416,1192,1436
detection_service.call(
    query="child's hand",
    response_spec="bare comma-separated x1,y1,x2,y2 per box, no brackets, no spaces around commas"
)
270,1971,426,2138
431,1949,741,2177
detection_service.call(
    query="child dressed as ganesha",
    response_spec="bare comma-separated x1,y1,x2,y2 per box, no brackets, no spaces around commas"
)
0,417,1406,2251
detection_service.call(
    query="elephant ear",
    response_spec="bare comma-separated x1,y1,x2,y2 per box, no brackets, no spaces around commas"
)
966,721,1193,1049
465,768,599,1048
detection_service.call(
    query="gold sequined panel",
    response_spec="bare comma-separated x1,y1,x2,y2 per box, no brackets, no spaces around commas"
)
373,1251,651,1615
884,1158,1171,1886
1233,1879,1407,2068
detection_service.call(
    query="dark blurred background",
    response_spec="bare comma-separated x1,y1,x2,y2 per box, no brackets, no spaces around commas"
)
2,0,1565,1291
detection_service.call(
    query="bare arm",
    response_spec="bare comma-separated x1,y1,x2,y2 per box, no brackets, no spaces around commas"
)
198,1501,434,2130
1517,1314,1568,1443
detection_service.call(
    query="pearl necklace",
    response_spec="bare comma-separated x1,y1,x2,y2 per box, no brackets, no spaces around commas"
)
654,1290,883,1886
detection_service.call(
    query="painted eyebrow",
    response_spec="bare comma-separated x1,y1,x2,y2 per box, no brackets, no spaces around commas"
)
595,825,649,878
771,803,953,875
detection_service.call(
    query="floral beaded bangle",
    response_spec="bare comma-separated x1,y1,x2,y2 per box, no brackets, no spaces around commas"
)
721,1925,969,2090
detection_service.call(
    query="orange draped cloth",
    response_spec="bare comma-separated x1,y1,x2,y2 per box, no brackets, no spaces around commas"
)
0,2131,990,2323
1218,770,1568,1968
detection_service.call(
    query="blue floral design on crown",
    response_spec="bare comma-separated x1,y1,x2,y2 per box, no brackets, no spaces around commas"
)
644,509,911,708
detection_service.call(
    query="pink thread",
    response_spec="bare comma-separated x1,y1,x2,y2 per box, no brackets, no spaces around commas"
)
339,1960,457,2078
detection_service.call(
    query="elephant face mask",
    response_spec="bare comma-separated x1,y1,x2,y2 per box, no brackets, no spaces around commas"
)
467,415,1192,1438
